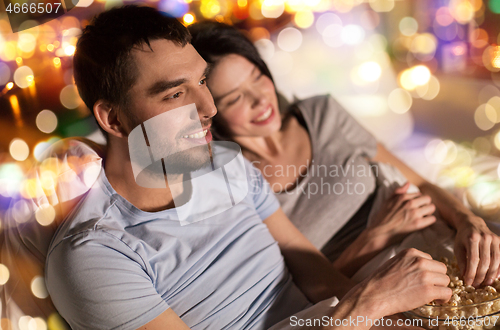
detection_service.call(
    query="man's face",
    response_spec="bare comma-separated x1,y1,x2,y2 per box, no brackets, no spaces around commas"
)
125,39,217,174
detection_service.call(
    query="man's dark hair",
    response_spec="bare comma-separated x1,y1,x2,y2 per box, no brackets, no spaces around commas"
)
74,5,192,137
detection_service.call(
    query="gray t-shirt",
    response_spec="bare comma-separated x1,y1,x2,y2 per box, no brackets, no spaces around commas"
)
45,145,310,330
276,95,378,251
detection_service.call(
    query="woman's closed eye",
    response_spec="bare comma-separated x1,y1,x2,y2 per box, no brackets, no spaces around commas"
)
226,95,241,106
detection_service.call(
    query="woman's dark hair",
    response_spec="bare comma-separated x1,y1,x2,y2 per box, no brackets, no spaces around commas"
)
189,22,273,82
74,5,191,138
189,21,275,139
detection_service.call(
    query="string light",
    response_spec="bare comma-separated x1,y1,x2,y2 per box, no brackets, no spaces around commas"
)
183,13,195,25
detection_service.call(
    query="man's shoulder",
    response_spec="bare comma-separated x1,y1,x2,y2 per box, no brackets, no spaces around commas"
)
47,180,121,256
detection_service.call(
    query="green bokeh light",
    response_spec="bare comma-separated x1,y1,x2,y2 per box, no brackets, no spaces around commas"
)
489,0,500,14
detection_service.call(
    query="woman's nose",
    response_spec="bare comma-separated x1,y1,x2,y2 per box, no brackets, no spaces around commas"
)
250,91,267,109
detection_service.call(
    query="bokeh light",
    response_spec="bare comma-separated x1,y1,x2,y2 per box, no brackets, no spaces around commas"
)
33,142,51,162
84,164,102,188
268,51,293,76
36,110,58,134
488,0,500,14
495,131,500,150
416,75,441,100
341,25,365,45
369,0,395,12
12,199,31,224
478,85,500,104
277,27,302,52
474,136,492,154
60,84,83,109
475,103,497,130
254,38,275,62
315,12,342,34
0,163,24,198
13,66,34,89
322,24,343,48
425,139,458,164
64,45,76,56
399,17,418,36
410,33,437,58
33,318,47,330
76,0,94,7
261,0,285,18
388,88,412,114
399,65,431,90
47,313,69,330
0,41,17,62
450,0,475,24
40,169,57,192
17,33,36,53
0,264,10,285
249,27,270,41
358,61,382,82
436,7,454,26
35,204,56,226
0,62,11,86
9,138,30,161
294,9,314,29
470,28,489,49
31,276,49,299
183,13,195,25
487,46,500,70
411,65,431,86
159,0,189,17
0,318,12,330
488,96,500,121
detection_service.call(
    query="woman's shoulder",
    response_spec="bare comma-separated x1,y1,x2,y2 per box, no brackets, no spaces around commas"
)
289,94,345,131
292,94,339,109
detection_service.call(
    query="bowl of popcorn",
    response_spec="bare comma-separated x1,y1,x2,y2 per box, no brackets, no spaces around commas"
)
405,258,500,330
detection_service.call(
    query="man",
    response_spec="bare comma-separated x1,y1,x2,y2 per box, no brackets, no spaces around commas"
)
45,5,452,329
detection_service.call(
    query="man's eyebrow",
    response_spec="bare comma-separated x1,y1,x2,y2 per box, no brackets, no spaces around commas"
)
202,63,212,79
146,64,211,97
146,78,188,97
214,66,257,103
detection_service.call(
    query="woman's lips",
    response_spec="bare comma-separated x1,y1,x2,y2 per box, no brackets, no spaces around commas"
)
251,106,275,126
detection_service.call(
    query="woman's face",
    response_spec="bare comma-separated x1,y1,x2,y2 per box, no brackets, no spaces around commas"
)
207,54,281,138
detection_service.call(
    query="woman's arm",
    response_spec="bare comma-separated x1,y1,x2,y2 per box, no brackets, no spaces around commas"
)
372,143,500,287
332,183,436,278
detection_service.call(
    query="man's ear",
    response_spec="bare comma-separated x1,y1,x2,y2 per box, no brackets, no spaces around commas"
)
93,100,128,138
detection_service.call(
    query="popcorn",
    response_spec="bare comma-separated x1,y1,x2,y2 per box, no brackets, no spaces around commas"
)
410,258,500,330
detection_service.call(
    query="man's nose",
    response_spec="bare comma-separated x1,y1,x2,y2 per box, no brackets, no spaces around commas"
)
194,87,217,120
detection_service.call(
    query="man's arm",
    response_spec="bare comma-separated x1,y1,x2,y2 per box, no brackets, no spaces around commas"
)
264,208,356,303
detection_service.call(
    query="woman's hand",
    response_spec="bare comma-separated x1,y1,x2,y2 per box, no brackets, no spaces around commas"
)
367,182,437,247
332,182,437,278
454,217,500,287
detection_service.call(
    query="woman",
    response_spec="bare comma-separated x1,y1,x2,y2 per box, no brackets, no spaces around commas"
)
189,22,500,285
